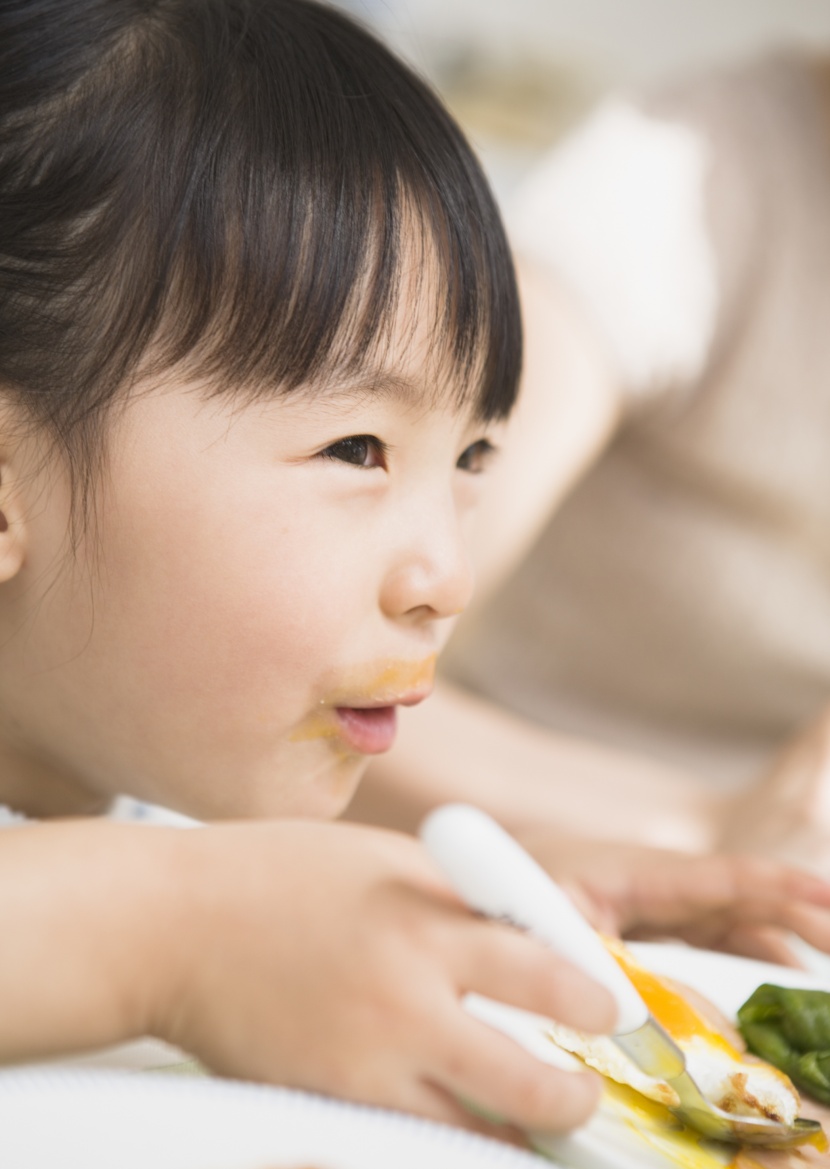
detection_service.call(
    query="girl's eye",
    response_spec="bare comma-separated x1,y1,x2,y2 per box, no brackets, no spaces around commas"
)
320,435,387,469
456,438,497,474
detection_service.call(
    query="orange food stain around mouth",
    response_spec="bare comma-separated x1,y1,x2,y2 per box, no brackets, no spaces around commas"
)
288,713,356,761
289,656,437,746
290,710,342,744
326,655,438,706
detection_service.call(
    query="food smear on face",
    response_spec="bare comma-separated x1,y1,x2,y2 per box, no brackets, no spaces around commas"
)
289,709,343,744
290,655,436,748
324,655,437,707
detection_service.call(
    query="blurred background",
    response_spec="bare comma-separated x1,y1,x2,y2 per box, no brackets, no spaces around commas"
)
334,0,830,200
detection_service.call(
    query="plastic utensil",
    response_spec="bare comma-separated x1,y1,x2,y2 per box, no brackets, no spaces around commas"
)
420,804,821,1148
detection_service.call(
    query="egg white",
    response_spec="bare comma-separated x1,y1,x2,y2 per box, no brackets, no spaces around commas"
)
544,941,800,1129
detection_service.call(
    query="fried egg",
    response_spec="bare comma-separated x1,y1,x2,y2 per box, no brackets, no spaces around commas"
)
544,940,800,1127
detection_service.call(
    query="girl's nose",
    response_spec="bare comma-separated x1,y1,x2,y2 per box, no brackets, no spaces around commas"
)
380,508,475,624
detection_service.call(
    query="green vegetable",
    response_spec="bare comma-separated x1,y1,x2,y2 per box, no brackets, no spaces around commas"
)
738,983,830,1103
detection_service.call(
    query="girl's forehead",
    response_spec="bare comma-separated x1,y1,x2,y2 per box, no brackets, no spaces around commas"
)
136,200,503,428
290,359,489,426
308,254,492,420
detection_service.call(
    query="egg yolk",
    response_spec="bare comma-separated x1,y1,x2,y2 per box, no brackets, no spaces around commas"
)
606,938,739,1057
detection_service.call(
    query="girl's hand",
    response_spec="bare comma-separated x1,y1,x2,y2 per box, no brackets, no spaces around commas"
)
517,828,830,967
150,820,615,1137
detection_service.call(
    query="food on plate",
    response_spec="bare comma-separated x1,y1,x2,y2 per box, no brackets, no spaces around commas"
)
739,987,830,1105
546,940,802,1127
532,941,830,1167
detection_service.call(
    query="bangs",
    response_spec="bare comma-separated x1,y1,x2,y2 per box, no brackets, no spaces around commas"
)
142,0,522,420
0,0,521,448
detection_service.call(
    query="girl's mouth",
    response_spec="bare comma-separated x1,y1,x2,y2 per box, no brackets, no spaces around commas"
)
334,705,397,754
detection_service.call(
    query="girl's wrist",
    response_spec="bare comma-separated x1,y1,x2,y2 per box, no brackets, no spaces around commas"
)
0,819,193,1061
56,820,198,1054
112,824,206,1048
134,822,244,1055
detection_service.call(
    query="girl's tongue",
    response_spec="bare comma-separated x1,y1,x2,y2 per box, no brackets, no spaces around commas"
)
334,706,397,753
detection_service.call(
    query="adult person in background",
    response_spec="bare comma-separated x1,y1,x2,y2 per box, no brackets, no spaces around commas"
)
348,51,830,888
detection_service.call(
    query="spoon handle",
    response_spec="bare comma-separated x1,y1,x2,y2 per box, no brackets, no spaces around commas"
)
420,803,648,1035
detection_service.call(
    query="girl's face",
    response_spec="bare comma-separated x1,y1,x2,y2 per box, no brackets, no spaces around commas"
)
0,317,501,820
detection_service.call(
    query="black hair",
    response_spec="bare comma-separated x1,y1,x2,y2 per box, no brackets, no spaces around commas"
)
0,0,521,519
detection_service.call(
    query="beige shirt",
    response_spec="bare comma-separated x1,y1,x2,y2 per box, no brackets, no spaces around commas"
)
444,55,830,786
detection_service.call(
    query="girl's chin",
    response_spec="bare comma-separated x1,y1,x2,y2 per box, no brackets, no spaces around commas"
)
281,754,369,821
169,739,370,821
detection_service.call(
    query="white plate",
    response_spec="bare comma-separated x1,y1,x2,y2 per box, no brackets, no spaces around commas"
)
3,944,828,1169
0,1067,555,1169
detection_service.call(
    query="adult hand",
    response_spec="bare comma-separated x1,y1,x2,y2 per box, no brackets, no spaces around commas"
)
515,827,830,968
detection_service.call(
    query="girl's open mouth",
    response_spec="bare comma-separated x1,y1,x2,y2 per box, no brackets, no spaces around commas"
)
334,705,397,754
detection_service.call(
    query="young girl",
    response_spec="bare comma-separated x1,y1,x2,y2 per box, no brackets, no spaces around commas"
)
2,0,830,1145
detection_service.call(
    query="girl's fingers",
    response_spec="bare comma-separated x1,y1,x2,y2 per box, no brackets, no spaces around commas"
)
433,1008,603,1134
398,1077,528,1146
454,919,617,1036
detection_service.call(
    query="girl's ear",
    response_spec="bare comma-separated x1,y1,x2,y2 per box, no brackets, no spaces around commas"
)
0,461,26,583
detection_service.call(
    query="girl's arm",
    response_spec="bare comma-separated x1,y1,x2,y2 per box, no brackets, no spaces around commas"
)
719,702,830,874
347,259,723,851
348,677,724,852
0,819,175,1060
0,817,615,1136
464,260,622,612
